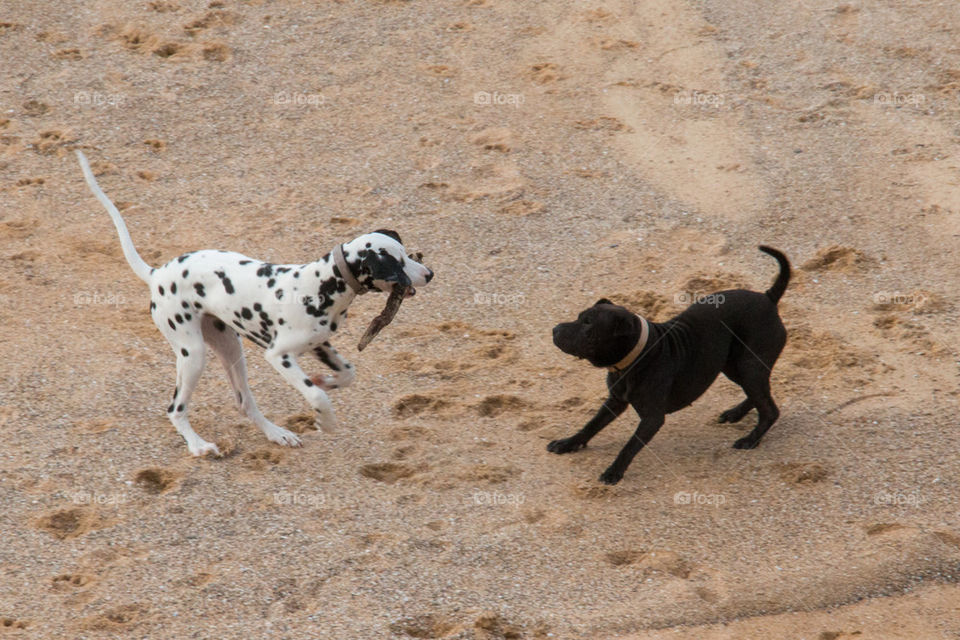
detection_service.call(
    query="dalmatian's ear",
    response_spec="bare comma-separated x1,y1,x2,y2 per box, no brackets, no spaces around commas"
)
373,229,403,244
361,251,412,287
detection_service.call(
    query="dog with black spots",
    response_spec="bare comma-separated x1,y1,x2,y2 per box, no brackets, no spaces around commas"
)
77,151,433,456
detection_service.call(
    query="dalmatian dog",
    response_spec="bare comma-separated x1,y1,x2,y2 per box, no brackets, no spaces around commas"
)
76,150,433,457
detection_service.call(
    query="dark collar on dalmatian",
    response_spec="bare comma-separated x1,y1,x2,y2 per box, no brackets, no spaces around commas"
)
607,315,650,372
333,244,365,295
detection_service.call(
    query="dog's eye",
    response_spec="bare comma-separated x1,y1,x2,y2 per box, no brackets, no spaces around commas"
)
408,251,423,262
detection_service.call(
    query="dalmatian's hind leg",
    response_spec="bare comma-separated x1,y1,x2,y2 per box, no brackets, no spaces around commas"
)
155,313,219,457
201,316,302,448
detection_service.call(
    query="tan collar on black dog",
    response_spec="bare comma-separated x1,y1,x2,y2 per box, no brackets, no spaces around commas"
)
333,244,365,295
608,315,649,372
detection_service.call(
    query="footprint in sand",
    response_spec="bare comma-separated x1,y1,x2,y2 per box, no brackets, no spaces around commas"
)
243,448,284,470
134,467,180,494
0,219,37,240
776,462,829,484
393,393,455,418
680,272,750,296
282,412,318,434
527,62,562,84
498,199,543,216
470,127,513,153
103,23,230,61
474,394,530,418
359,462,422,484
53,48,82,60
603,549,692,578
389,614,458,639
573,116,631,132
389,611,529,640
78,603,150,632
182,9,239,35
609,290,671,319
32,129,75,155
801,245,872,272
52,572,95,591
34,507,105,540
22,99,49,116
0,618,28,630
147,1,180,12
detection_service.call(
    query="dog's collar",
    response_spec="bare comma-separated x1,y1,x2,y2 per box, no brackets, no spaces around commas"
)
333,244,365,295
607,315,649,372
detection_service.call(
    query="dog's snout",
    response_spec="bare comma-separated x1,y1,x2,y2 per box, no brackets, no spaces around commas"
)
552,325,564,345
424,268,434,283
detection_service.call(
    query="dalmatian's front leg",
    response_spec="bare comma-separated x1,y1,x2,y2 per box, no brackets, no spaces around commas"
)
264,345,337,433
310,341,356,390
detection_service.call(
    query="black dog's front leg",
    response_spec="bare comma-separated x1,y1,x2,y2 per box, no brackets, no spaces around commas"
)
548,396,629,454
598,413,666,485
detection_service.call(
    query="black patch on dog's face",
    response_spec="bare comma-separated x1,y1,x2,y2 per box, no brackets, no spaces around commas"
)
552,301,640,367
359,249,412,291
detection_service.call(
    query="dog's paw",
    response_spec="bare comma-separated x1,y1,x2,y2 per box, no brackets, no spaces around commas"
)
598,467,623,485
263,425,303,448
547,437,586,454
717,409,742,424
732,436,760,449
310,374,333,390
310,372,355,390
314,409,337,434
189,440,221,457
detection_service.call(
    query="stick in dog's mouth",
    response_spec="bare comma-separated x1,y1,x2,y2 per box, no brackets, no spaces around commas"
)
357,283,412,351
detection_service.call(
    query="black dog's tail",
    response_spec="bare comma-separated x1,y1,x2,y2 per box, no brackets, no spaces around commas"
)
759,245,790,304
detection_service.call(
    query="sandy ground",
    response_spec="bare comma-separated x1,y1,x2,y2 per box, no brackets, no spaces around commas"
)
2,0,960,638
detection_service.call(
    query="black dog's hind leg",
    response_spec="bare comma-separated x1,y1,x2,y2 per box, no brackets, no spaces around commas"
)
548,396,628,454
599,412,666,485
718,398,754,424
732,370,779,449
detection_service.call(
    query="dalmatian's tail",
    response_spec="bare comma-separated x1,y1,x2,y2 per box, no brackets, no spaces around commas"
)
75,150,154,284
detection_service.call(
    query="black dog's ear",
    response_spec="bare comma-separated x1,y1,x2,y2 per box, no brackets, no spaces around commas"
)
362,251,412,287
374,229,403,244
594,298,613,306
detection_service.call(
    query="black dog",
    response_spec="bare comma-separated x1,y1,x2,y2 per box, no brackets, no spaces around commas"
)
550,246,790,485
